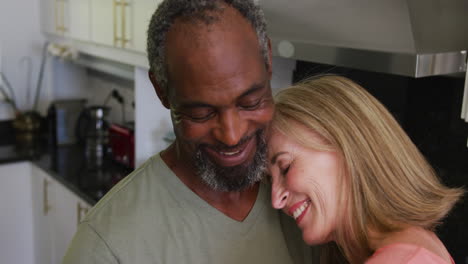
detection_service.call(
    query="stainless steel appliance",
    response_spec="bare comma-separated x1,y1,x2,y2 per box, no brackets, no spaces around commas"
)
260,0,468,78
76,106,111,169
47,99,87,146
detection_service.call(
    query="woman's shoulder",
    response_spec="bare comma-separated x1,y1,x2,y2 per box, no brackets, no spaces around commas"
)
365,243,454,264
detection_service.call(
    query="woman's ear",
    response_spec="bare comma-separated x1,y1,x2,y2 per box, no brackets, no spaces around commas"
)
148,71,170,109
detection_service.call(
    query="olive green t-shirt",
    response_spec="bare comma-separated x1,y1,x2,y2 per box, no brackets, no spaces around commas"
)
63,154,316,264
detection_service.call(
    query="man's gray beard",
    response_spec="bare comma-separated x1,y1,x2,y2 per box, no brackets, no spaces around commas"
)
194,131,267,192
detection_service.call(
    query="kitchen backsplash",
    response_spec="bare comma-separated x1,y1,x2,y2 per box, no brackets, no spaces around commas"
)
51,58,135,126
86,70,135,126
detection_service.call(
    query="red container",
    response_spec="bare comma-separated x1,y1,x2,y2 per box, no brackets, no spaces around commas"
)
109,123,135,169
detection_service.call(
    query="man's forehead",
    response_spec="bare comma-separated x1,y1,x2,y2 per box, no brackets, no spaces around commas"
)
162,3,268,106
165,4,257,48
165,28,265,98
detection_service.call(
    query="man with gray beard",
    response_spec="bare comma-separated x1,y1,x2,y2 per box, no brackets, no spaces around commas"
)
195,129,267,191
63,1,316,263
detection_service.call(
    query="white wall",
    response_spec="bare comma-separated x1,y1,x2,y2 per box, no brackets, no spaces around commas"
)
85,71,135,125
134,67,172,167
271,56,296,92
0,0,51,120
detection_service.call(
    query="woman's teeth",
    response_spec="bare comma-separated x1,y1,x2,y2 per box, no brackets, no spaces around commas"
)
293,200,311,220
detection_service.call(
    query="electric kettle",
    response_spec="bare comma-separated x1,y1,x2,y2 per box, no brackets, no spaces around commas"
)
76,106,111,168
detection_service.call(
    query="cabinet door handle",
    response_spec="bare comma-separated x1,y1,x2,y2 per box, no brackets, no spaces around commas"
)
54,0,67,33
43,178,51,215
55,0,59,32
113,0,121,46
61,0,67,32
77,203,89,225
121,1,130,48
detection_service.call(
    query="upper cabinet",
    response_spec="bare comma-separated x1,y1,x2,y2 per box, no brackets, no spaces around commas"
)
90,0,160,53
41,0,58,35
41,0,91,42
90,0,116,47
66,0,92,41
129,0,161,53
40,0,162,67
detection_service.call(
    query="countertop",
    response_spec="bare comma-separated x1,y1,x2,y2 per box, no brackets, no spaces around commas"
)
34,144,133,205
0,120,132,205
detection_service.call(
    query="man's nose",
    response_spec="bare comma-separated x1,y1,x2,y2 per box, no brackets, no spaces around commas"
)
271,181,289,209
213,110,247,146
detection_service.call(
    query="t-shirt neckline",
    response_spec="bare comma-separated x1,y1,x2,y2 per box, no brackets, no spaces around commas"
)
156,152,266,225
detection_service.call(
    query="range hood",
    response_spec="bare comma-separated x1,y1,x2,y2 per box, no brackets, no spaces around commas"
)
260,0,468,78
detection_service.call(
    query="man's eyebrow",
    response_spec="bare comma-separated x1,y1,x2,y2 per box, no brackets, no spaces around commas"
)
178,81,268,109
178,102,213,109
238,82,266,99
270,151,287,165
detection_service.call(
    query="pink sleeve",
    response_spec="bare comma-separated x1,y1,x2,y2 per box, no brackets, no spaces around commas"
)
366,244,452,264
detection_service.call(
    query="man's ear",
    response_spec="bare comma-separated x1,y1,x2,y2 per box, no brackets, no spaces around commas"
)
266,38,273,79
148,71,170,109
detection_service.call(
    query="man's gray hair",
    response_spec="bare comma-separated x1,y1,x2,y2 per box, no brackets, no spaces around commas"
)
147,0,269,93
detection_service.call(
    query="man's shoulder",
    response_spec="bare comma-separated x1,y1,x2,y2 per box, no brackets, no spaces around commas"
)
63,153,188,263
84,153,168,223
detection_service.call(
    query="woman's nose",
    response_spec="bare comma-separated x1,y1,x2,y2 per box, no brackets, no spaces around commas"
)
271,183,289,209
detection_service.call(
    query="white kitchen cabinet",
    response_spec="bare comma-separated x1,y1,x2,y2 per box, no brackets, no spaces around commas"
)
49,177,91,264
41,0,91,41
41,0,68,36
90,0,160,51
0,162,91,264
91,0,130,48
65,0,92,41
128,0,161,53
0,162,35,264
31,164,92,264
41,0,60,35
90,0,116,46
39,0,161,67
31,165,56,264
122,0,133,49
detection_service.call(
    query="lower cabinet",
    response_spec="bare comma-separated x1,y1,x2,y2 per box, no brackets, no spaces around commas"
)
0,162,91,264
32,164,92,264
49,177,91,264
31,165,54,264
0,162,35,264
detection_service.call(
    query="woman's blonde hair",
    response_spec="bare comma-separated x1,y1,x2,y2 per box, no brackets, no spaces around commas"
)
272,75,463,264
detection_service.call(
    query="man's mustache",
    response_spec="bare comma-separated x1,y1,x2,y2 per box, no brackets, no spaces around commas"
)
199,129,264,152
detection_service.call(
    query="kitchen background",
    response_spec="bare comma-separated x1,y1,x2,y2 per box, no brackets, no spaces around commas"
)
0,0,467,264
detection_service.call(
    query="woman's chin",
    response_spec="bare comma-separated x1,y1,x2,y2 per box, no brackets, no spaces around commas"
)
302,231,333,246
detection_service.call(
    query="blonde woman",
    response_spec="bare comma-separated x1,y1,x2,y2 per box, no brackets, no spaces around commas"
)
268,75,463,264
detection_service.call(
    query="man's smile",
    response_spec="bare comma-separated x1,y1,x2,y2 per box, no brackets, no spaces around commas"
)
202,135,257,167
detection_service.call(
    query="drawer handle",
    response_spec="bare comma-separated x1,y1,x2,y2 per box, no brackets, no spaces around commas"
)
77,203,89,225
43,178,51,215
